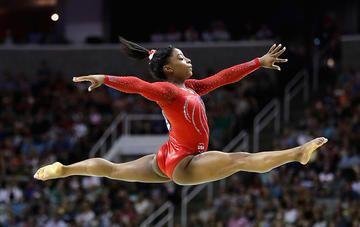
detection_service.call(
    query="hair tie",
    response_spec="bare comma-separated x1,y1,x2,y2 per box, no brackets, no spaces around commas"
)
148,49,156,60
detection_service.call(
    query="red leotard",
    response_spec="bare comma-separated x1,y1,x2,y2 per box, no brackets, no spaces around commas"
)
104,58,261,178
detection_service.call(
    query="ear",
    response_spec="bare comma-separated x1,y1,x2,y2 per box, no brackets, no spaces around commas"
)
163,65,174,74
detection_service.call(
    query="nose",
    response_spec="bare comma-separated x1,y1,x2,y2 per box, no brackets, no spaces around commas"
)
186,58,191,64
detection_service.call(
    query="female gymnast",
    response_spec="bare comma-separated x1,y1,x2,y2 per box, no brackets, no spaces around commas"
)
34,38,327,185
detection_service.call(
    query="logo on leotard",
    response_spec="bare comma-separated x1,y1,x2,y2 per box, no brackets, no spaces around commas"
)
197,143,205,152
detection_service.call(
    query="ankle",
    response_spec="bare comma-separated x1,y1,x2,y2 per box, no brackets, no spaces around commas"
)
293,146,302,162
60,164,68,177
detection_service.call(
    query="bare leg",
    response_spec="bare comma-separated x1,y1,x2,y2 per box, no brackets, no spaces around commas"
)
172,137,327,185
34,154,170,183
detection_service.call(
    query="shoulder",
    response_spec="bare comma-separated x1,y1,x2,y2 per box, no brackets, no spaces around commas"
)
150,82,182,103
185,79,198,89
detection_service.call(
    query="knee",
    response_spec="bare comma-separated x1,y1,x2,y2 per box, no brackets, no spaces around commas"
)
230,152,270,173
228,152,251,167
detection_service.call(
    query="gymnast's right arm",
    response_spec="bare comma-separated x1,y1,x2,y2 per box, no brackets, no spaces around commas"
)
73,74,177,103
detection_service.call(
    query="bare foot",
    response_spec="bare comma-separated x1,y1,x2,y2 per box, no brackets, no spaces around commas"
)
34,162,64,181
297,137,328,165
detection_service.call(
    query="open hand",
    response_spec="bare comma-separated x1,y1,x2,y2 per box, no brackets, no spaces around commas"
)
73,75,105,92
259,44,287,71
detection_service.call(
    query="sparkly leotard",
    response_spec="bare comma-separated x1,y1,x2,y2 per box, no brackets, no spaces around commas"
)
104,58,260,178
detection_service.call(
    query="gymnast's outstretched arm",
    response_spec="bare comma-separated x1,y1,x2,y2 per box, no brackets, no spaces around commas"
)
185,44,287,95
73,74,180,104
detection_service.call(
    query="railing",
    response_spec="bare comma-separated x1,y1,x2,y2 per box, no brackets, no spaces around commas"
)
219,130,249,189
284,70,309,123
89,113,164,158
123,114,165,135
89,113,125,158
223,130,249,153
253,99,281,152
140,202,174,227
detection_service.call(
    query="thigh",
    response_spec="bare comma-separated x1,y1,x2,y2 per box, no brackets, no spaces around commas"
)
172,151,240,185
178,151,232,170
113,154,170,183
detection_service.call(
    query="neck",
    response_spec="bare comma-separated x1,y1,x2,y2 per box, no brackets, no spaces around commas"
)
167,77,185,87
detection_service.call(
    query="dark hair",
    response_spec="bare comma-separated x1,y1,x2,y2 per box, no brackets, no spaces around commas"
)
119,36,174,80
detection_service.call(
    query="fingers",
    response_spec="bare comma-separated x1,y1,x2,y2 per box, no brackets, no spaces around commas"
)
274,46,286,57
275,58,288,63
88,84,95,92
268,44,276,53
272,64,281,71
272,44,282,54
73,76,99,92
88,83,100,92
73,76,92,83
269,44,286,57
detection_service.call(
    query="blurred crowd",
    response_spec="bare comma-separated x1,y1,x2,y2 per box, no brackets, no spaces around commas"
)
149,20,273,43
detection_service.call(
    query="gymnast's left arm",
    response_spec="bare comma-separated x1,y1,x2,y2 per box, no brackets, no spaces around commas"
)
185,44,287,96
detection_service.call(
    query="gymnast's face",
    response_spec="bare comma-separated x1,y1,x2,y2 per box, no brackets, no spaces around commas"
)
163,48,193,82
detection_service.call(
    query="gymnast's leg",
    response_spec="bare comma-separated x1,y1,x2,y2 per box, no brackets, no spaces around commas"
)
34,154,170,183
172,137,327,185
